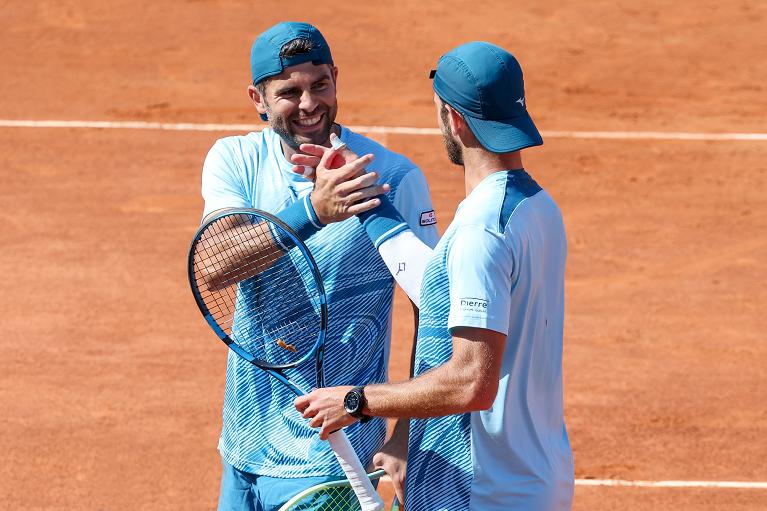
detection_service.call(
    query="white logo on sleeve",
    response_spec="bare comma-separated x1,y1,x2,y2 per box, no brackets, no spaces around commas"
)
458,297,489,315
420,210,437,226
516,97,525,108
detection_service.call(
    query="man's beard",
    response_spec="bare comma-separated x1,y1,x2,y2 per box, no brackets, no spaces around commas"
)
440,103,463,166
266,103,338,151
441,127,464,166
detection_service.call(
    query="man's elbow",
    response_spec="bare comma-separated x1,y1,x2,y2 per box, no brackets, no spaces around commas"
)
462,378,498,412
198,270,226,293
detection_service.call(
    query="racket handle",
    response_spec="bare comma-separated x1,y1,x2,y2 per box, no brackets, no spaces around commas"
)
327,430,385,511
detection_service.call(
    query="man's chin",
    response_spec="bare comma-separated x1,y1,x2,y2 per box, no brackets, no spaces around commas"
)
273,128,328,151
292,126,332,147
271,115,334,150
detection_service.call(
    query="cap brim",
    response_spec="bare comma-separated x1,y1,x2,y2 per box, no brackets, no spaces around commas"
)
464,111,543,153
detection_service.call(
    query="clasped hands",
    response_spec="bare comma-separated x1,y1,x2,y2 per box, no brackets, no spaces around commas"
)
290,134,389,225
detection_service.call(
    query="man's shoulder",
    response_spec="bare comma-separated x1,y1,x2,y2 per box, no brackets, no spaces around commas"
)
341,127,418,176
457,171,552,234
452,187,506,234
209,129,275,158
213,129,269,147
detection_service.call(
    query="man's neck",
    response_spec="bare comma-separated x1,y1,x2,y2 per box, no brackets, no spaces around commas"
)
462,149,524,195
279,140,300,161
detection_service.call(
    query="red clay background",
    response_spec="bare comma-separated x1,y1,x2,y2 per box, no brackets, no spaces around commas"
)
1,2,765,510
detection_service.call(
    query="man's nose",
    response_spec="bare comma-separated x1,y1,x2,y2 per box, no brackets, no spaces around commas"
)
299,90,319,112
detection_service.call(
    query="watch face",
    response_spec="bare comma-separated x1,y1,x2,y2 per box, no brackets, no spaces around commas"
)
345,393,360,412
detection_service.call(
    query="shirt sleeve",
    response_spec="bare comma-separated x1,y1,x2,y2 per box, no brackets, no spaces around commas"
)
392,168,440,249
201,139,250,220
446,225,514,335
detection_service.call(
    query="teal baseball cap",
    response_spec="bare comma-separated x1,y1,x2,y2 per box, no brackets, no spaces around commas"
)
431,42,542,153
250,21,334,85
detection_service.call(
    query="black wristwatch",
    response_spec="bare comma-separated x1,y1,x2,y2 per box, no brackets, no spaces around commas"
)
344,386,371,423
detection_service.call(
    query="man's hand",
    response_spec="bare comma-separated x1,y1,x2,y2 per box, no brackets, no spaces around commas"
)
294,386,357,440
290,136,390,224
373,419,409,506
290,133,361,178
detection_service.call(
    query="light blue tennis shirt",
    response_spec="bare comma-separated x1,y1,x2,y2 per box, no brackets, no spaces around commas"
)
201,126,439,477
406,170,574,511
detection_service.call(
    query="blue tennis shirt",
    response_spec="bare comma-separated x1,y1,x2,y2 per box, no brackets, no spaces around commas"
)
201,126,439,477
406,170,574,511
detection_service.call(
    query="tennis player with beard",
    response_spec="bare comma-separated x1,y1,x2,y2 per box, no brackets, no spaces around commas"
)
295,42,574,511
199,21,439,511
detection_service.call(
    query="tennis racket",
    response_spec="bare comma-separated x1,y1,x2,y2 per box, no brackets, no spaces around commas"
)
188,208,385,511
278,469,388,511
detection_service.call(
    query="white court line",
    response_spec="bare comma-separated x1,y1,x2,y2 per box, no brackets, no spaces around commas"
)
542,130,767,141
378,475,767,489
573,479,767,489
1,119,767,141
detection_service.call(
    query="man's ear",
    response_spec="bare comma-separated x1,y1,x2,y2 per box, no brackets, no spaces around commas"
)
248,85,268,116
446,104,466,138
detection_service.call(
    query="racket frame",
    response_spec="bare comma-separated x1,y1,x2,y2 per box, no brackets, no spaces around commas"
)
188,207,384,511
188,208,328,391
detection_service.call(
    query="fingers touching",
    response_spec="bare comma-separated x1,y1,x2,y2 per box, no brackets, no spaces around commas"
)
293,388,357,440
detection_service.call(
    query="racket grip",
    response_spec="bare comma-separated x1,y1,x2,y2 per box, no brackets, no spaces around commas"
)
328,430,385,511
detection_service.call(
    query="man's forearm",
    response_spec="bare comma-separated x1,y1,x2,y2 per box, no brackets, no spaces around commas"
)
376,230,433,308
364,362,489,419
294,328,504,435
357,196,434,308
196,213,286,291
365,328,505,419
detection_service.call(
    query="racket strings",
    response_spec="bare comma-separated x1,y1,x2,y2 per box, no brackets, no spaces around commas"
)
287,486,360,510
192,213,322,366
281,472,388,511
193,214,284,325
194,216,283,292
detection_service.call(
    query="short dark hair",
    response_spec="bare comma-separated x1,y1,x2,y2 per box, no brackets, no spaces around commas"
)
254,38,315,94
279,38,314,58
254,79,267,96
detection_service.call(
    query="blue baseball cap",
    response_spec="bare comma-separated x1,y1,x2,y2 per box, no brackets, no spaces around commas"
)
431,42,542,153
250,21,334,85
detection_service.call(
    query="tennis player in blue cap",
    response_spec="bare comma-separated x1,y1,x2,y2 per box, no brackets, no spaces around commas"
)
199,21,439,511
297,41,575,510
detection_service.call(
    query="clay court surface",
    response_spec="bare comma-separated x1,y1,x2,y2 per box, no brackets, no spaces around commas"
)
2,1,766,510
